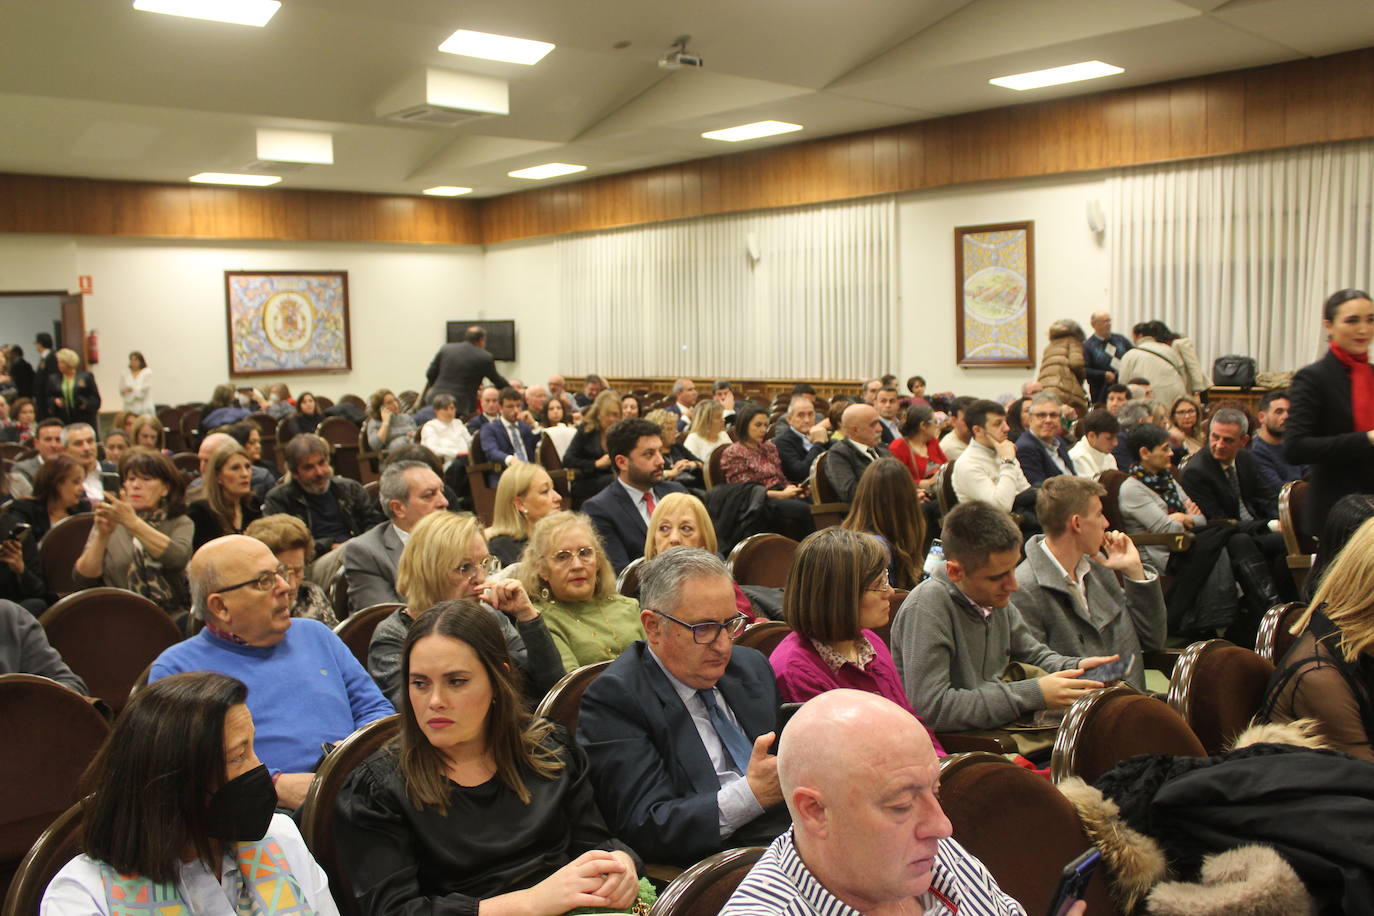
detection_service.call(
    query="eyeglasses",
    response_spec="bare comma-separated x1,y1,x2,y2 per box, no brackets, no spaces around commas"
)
651,609,750,644
454,555,502,581
217,564,290,595
548,546,597,566
867,579,895,594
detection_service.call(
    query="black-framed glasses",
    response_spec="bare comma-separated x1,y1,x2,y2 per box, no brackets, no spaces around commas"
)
650,609,749,644
454,555,502,581
217,564,290,595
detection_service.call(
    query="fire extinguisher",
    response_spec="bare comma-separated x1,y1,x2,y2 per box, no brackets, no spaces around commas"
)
85,329,99,366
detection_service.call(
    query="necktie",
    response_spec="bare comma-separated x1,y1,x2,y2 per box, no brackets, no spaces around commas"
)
509,422,527,461
643,490,656,518
867,447,879,462
1225,465,1253,521
697,688,752,774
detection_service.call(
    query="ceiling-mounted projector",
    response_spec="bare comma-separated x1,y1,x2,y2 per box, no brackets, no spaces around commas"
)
658,35,702,69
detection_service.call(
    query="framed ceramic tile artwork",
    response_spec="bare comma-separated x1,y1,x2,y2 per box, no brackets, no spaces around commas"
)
224,270,352,376
954,222,1035,367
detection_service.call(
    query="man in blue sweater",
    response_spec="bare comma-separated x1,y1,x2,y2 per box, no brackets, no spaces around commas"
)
150,535,394,809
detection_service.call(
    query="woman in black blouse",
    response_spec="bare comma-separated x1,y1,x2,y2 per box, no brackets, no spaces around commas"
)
334,601,641,916
561,389,621,507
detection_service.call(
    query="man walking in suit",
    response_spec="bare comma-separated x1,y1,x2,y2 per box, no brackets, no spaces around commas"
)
583,418,687,572
342,459,449,613
578,547,789,866
1083,310,1133,404
424,325,507,416
825,403,891,503
32,333,57,420
478,386,540,487
774,395,830,485
1015,392,1075,486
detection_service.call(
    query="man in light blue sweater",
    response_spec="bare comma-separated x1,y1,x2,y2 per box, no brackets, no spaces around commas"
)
150,535,394,810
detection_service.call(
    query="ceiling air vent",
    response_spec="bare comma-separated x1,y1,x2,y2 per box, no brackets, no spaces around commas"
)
240,159,309,173
381,104,488,127
375,69,509,128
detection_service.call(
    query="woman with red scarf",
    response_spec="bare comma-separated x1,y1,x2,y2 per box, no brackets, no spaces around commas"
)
1285,288,1374,531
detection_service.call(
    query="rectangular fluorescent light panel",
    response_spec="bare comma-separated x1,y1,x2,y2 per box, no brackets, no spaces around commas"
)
423,186,473,197
256,129,333,165
439,29,554,65
989,60,1124,91
133,0,281,27
189,172,281,186
701,120,804,143
507,163,586,180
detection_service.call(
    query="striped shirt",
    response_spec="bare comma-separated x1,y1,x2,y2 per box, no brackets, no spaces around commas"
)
721,829,1025,916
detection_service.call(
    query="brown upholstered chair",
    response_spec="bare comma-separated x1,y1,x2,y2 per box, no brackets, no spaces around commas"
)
726,533,798,589
733,620,790,658
1166,638,1275,755
935,458,958,517
703,444,729,490
37,512,95,598
248,412,277,468
170,451,200,475
938,753,1115,916
178,407,202,452
1255,601,1308,664
533,661,612,736
648,846,765,916
317,416,364,483
1278,480,1316,593
463,434,502,527
616,556,645,599
1,800,83,916
333,603,403,667
0,444,26,463
363,479,380,501
0,675,110,902
39,587,183,716
536,432,577,503
1050,684,1205,784
158,406,186,452
299,715,400,916
1097,469,1195,553
355,425,382,484
807,451,848,528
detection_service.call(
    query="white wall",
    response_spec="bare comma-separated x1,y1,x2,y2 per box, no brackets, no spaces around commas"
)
0,294,64,357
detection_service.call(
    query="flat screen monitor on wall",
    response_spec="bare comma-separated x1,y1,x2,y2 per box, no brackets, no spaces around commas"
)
446,320,516,362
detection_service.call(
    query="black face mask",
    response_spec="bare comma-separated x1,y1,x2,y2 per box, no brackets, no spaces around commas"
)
205,764,277,842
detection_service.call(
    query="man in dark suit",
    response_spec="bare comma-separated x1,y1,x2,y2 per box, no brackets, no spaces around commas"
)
478,387,540,487
578,548,789,866
1083,310,1133,404
32,334,56,419
7,345,34,401
875,385,902,445
1015,392,1075,486
774,395,830,485
465,385,500,435
342,459,448,613
825,403,891,502
424,325,507,416
583,418,686,572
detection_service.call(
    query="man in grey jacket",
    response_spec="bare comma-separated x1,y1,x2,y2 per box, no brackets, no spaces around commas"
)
890,500,1116,733
0,598,87,693
1011,476,1166,692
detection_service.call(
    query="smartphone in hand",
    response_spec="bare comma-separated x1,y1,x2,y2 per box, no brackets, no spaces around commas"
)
1047,848,1101,916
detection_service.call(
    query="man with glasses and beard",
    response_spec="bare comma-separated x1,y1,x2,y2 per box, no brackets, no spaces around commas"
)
578,548,791,865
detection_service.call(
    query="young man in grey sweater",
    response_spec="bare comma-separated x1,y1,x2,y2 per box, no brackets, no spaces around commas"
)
891,500,1116,733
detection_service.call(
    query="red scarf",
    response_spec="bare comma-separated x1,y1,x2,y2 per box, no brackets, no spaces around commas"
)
1330,342,1374,431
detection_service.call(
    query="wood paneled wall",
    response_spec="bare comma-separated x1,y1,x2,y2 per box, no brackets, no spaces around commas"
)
0,174,482,246
481,47,1374,243
1,49,1371,246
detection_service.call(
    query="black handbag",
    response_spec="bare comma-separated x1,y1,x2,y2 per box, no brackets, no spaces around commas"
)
1212,355,1257,388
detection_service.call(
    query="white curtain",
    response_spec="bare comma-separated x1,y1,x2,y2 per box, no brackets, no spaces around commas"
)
1109,140,1374,373
557,197,896,379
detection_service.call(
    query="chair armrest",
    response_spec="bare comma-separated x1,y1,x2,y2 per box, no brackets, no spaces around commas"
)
935,731,1019,754
549,467,578,484
810,501,849,517
1128,532,1195,552
1286,553,1313,570
1142,649,1181,677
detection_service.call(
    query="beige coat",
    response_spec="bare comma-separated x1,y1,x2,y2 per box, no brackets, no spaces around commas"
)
1037,328,1088,413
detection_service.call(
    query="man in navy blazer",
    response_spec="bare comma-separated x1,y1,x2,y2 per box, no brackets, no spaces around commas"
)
478,387,540,487
1083,311,1134,404
578,548,790,866
1015,392,1075,486
773,395,830,485
583,418,686,572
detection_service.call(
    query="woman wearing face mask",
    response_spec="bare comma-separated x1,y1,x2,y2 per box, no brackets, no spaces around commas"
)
202,384,253,430
369,511,563,706
41,671,340,915
334,603,643,916
73,447,194,617
186,443,263,549
485,463,562,567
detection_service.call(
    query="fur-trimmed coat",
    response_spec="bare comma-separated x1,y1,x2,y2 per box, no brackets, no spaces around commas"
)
1037,328,1088,414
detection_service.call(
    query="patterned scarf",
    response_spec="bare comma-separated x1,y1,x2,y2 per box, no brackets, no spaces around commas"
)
1330,342,1374,431
98,838,315,916
1130,464,1184,513
123,507,189,612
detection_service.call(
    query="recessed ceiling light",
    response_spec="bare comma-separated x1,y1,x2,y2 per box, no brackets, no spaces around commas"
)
701,120,804,143
189,172,281,186
989,60,1124,91
439,29,555,65
133,0,281,28
507,163,586,180
256,129,333,165
423,186,473,197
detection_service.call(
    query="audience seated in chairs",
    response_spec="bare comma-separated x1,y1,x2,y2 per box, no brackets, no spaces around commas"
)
150,535,393,810
840,457,925,590
333,601,644,916
535,397,576,457
40,671,340,915
1015,392,1075,487
577,548,790,866
129,413,166,454
645,491,757,619
221,420,278,500
478,387,540,486
1305,493,1374,600
418,393,470,470
245,513,338,626
823,403,891,504
73,448,194,619
1010,476,1166,692
1168,395,1205,461
888,402,945,498
1261,515,1374,763
342,459,449,613
719,403,811,541
484,462,563,568
645,408,705,492
1250,388,1306,491
561,390,621,506
464,385,502,435
8,417,65,499
63,422,104,504
1067,407,1119,477
364,388,417,456
371,510,562,706
938,395,975,464
772,395,830,486
721,690,1034,916
890,500,1116,734
185,442,262,549
100,429,129,472
0,597,86,691
282,391,325,439
683,400,732,466
8,396,36,447
2,453,90,612
201,382,252,430
582,418,687,572
951,400,1033,516
514,511,643,671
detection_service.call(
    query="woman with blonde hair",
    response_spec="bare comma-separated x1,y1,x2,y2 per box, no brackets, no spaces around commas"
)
185,442,262,549
130,414,165,452
643,492,757,618
644,408,704,490
368,510,563,704
46,347,101,425
515,512,642,670
1260,515,1374,762
486,462,563,567
683,399,731,462
1168,395,1205,458
562,390,621,506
